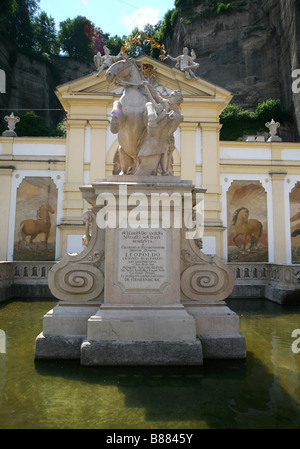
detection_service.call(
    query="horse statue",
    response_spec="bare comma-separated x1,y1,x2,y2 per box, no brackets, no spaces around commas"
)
106,58,167,175
18,204,55,252
231,207,263,251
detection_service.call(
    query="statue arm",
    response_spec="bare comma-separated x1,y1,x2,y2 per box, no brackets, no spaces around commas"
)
167,54,179,62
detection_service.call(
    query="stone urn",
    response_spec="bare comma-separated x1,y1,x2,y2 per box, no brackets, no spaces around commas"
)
265,118,282,142
3,112,20,137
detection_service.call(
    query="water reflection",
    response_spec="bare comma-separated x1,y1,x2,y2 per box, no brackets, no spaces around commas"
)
0,298,300,429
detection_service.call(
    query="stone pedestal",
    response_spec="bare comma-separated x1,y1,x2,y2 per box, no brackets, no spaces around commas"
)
35,176,245,364
80,176,203,365
2,130,17,137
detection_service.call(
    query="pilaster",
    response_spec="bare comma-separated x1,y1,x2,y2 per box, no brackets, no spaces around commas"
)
200,122,223,227
89,120,109,182
270,170,288,264
62,119,87,225
0,168,13,260
180,122,198,184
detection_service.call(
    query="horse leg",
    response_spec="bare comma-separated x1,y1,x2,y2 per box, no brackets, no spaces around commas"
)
110,101,122,134
44,236,49,252
30,234,38,245
232,233,242,248
242,235,248,251
119,147,136,175
135,154,161,176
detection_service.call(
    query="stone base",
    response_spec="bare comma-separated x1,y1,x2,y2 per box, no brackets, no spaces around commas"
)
42,305,100,336
265,285,300,305
267,136,282,142
185,303,240,336
200,334,246,359
86,305,197,342
80,339,203,366
35,333,84,360
105,175,184,184
2,130,17,137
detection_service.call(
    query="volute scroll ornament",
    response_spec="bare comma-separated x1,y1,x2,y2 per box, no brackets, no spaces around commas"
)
180,237,234,303
48,211,105,302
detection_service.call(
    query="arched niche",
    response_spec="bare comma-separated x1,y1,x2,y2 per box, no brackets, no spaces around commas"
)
289,181,300,264
13,177,58,261
226,180,268,262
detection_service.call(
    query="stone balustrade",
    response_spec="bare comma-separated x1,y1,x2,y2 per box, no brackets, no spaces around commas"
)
12,261,54,285
0,261,299,304
0,261,55,302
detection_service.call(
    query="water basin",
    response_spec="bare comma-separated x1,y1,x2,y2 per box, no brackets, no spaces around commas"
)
0,298,300,429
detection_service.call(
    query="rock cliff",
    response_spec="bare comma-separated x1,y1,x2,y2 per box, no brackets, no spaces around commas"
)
166,0,300,139
0,37,94,129
0,0,299,140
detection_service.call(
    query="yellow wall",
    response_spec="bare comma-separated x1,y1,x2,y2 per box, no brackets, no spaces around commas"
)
0,56,300,264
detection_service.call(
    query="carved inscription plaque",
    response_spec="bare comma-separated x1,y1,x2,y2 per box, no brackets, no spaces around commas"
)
117,229,168,291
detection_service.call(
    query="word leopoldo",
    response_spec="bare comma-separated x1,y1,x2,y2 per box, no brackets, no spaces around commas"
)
292,329,300,354
292,70,300,93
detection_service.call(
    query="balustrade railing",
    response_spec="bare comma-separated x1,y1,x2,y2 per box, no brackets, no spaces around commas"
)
12,261,54,284
0,261,299,301
228,262,300,289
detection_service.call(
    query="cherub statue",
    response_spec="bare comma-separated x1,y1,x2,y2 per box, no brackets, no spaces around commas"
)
94,47,122,77
166,47,199,80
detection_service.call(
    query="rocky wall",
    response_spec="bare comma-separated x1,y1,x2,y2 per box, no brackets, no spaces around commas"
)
167,0,300,139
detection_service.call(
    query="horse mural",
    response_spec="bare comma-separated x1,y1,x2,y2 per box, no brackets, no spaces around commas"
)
106,58,166,175
18,204,55,252
232,207,263,251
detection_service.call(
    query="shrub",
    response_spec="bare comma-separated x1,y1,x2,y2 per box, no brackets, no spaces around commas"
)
13,111,66,137
220,99,291,141
15,111,52,137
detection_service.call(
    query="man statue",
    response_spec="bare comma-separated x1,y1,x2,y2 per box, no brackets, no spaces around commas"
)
167,47,199,80
94,47,122,77
135,91,184,176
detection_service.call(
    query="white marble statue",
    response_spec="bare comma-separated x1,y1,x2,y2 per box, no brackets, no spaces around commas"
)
135,91,183,176
106,58,183,176
167,47,199,80
94,47,123,77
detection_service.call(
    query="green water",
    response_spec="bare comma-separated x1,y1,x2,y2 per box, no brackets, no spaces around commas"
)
0,298,300,429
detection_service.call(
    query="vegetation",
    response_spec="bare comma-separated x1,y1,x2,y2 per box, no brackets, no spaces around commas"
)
159,0,246,40
0,1,291,141
32,11,60,55
220,99,292,141
12,111,66,137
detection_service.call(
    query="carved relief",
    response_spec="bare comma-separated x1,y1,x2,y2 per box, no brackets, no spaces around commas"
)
48,211,105,302
180,236,234,303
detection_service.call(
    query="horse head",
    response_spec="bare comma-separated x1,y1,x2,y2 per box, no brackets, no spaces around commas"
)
39,204,55,219
106,59,143,86
232,207,249,225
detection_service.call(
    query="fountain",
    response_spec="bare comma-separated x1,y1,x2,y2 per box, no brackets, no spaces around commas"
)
35,53,246,365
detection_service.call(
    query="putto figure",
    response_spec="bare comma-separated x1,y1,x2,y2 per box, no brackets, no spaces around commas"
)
167,47,199,80
94,47,123,77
